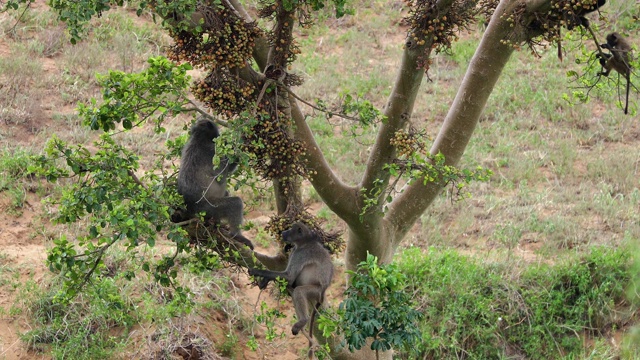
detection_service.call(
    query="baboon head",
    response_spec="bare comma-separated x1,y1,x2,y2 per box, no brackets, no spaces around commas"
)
191,118,220,140
282,222,315,245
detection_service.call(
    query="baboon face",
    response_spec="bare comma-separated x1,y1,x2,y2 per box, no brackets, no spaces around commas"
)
191,119,219,139
606,33,620,46
282,223,313,245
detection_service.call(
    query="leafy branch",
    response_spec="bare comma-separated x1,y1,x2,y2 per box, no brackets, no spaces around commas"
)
318,253,423,359
79,56,195,132
31,132,190,301
358,151,492,222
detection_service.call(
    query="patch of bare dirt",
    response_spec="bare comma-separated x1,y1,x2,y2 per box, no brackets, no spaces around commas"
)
0,194,51,360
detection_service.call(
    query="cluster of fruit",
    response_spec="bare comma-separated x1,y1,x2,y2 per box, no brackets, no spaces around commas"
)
191,70,255,118
242,110,307,180
167,5,260,70
390,129,426,158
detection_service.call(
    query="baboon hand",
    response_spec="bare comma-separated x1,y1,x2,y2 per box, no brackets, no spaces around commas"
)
248,268,259,277
257,278,270,290
248,269,270,289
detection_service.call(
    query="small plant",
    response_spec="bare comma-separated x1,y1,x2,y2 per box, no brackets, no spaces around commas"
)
492,221,522,254
219,331,238,357
254,300,287,342
0,148,42,213
20,276,136,359
319,253,422,359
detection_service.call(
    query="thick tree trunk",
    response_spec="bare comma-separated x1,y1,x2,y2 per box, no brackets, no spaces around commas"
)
327,336,393,360
345,220,396,270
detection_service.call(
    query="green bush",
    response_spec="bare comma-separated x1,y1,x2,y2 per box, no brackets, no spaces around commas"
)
21,276,136,359
397,247,632,359
318,253,422,359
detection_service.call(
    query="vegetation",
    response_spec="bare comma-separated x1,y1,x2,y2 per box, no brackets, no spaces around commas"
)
319,253,423,358
0,0,638,359
399,247,638,359
13,248,252,359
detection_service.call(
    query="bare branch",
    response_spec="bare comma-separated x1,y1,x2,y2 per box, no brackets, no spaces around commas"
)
289,95,360,222
286,88,366,122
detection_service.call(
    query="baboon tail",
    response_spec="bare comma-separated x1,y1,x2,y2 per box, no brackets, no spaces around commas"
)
307,303,321,359
308,304,319,340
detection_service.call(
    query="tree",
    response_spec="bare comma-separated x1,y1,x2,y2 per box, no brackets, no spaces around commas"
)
5,0,637,358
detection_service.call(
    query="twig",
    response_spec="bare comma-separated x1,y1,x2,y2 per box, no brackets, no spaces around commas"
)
173,218,197,226
8,0,33,33
285,87,363,122
127,169,146,189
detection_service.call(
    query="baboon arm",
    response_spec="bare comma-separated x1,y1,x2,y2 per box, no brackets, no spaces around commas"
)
254,251,288,271
248,268,291,283
290,262,321,287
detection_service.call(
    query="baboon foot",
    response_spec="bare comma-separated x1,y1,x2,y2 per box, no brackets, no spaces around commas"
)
292,319,308,335
170,208,188,223
232,233,254,250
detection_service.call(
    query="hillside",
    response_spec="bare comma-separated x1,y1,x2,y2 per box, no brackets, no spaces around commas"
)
1,1,639,359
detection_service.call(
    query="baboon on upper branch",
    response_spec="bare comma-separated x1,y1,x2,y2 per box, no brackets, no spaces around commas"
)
597,32,633,114
176,117,253,249
566,0,606,30
556,0,607,62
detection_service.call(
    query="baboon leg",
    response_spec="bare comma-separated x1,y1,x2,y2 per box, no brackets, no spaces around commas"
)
221,196,244,235
292,285,322,335
197,196,253,248
196,196,243,232
231,233,254,250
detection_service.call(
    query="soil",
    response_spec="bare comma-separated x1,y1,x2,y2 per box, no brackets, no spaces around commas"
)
0,195,50,359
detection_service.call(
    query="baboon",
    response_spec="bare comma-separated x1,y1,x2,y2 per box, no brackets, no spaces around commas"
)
566,0,606,30
557,0,606,61
248,223,334,337
598,32,633,114
177,117,253,249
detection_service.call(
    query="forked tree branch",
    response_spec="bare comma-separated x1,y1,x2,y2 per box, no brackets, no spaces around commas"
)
360,44,425,205
360,0,457,223
387,0,527,242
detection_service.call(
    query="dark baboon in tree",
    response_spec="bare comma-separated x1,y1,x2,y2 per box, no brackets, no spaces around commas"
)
557,0,606,61
566,0,606,30
598,32,633,114
249,222,334,338
177,117,253,249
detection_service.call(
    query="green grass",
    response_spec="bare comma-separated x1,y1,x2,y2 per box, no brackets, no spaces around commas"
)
397,246,637,359
13,244,253,359
0,148,43,213
0,54,43,126
20,277,135,359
